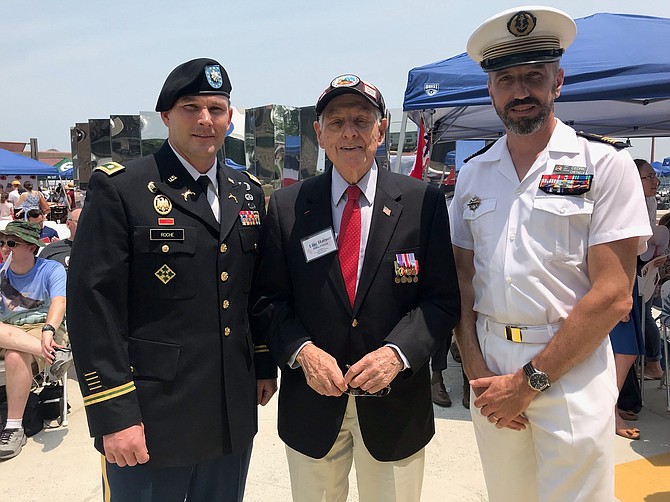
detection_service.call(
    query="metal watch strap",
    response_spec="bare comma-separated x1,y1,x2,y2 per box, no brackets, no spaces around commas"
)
41,323,56,333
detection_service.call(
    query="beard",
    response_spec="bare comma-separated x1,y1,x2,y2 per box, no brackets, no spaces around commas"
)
493,96,554,136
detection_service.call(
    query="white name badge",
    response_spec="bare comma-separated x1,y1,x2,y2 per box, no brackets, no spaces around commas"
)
301,227,338,263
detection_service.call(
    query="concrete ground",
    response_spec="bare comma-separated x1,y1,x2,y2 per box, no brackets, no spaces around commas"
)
1,356,669,502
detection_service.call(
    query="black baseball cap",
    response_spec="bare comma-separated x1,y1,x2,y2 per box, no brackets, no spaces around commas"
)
155,58,232,112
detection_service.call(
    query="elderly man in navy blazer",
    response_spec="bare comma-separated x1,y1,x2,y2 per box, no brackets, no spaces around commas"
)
253,74,460,501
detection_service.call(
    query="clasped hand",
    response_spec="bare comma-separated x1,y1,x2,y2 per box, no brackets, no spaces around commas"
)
296,345,402,397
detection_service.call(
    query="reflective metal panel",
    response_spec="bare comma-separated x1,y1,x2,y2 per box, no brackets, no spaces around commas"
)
111,115,142,163
139,111,167,156
73,122,91,188
282,107,300,187
299,106,319,178
252,105,278,188
89,118,112,171
244,108,256,175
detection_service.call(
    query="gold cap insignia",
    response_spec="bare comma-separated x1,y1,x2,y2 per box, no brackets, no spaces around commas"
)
507,11,536,37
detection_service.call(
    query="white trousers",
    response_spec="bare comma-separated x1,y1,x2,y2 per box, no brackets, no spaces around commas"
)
472,317,618,502
285,395,425,502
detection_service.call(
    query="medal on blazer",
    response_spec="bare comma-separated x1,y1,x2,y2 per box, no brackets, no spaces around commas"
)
153,195,172,215
394,253,419,283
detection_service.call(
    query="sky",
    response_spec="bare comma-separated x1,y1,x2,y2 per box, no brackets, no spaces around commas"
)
2,0,669,161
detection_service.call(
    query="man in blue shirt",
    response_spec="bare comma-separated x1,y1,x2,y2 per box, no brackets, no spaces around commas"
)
0,221,68,460
27,209,59,243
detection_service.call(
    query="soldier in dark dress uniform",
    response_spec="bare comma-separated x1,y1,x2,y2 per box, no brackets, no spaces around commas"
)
67,58,276,502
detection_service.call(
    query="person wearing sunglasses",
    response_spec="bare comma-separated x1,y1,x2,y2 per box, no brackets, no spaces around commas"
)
0,221,69,460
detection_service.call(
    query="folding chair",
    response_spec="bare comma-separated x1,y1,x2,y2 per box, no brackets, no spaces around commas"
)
656,282,670,411
33,366,69,427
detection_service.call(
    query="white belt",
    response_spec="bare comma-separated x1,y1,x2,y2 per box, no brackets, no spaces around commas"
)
482,316,562,344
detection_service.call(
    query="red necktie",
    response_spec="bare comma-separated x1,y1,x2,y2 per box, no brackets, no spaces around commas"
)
339,185,362,307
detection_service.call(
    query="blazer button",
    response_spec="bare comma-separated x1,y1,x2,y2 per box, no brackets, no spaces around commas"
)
351,319,358,328
222,299,230,309
220,243,228,253
224,327,231,337
161,244,170,253
220,271,229,282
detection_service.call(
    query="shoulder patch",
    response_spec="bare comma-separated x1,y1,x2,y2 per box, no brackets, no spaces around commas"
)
463,142,495,164
241,170,262,187
94,161,126,176
576,131,630,149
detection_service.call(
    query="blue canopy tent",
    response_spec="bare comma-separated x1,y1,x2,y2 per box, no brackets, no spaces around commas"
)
652,161,670,177
0,148,60,176
402,13,670,144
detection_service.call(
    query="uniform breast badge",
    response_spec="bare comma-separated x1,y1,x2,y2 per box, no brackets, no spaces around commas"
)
394,253,419,283
245,193,254,201
154,195,173,215
539,174,593,195
155,264,176,284
239,210,261,226
228,193,238,204
181,189,196,201
467,196,481,211
147,181,158,194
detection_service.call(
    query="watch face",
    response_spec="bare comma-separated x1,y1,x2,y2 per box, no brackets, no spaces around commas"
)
529,372,550,391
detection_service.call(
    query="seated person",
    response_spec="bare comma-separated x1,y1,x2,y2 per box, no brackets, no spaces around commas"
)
39,209,80,272
26,209,59,243
0,221,69,460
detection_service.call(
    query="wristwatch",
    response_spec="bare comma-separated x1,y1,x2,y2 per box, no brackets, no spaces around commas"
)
523,362,551,392
41,324,56,334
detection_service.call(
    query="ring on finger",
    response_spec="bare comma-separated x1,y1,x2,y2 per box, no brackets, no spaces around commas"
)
491,415,500,422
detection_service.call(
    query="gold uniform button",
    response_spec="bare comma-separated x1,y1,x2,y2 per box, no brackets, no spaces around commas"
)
224,327,231,337
220,243,228,253
352,319,358,328
161,244,170,253
220,271,229,282
222,300,230,309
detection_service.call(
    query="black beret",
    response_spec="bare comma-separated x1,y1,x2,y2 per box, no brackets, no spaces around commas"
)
315,74,386,117
155,58,232,112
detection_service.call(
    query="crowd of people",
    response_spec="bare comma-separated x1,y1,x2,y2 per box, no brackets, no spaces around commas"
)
0,179,75,224
0,5,667,502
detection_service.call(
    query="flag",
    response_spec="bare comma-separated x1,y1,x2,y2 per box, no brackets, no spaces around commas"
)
443,167,456,186
409,120,430,180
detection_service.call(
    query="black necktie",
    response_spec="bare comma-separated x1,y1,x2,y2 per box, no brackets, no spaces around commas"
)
196,175,210,194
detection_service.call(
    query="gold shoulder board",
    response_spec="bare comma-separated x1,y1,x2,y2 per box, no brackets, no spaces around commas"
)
576,131,630,149
241,171,262,187
94,161,126,176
